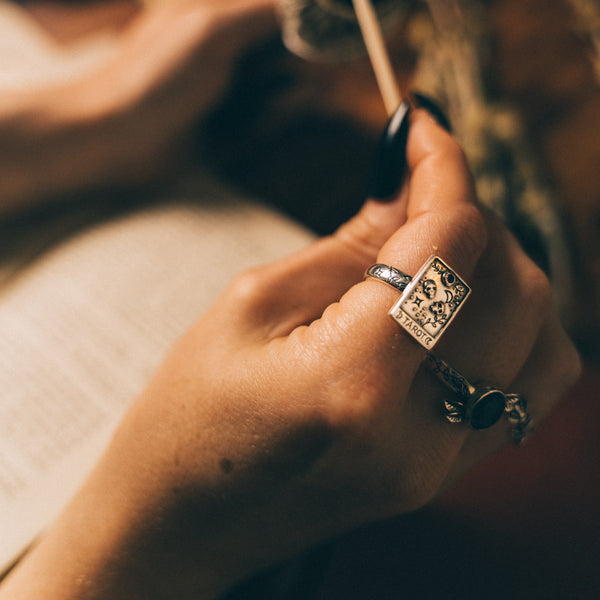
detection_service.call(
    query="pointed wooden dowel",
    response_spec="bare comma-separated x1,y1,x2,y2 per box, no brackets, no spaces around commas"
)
352,0,403,116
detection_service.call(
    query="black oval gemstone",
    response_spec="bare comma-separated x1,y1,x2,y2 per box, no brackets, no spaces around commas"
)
468,389,506,430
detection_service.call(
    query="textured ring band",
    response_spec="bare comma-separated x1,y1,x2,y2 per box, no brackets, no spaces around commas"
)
365,263,412,293
426,354,534,444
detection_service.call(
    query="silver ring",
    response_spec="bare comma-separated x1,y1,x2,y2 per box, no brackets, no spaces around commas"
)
426,354,533,444
365,263,412,293
388,255,471,350
505,394,535,445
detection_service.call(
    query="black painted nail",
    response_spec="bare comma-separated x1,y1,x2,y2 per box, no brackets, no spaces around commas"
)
367,100,411,200
412,92,452,132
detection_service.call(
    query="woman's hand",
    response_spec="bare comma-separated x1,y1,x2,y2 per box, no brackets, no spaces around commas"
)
0,0,277,214
0,110,581,599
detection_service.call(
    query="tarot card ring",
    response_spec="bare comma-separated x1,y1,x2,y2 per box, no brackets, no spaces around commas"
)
389,256,470,349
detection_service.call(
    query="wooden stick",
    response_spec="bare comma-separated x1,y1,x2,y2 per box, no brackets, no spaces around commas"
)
352,0,403,116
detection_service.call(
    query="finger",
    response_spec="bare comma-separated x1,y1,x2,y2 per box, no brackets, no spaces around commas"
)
513,313,582,419
404,209,559,477
440,312,582,485
389,291,580,497
218,187,409,339
434,212,552,385
219,112,489,503
274,111,487,397
224,110,484,344
326,109,486,345
395,220,559,480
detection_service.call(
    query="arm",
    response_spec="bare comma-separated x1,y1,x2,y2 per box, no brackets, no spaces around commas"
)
0,110,581,599
0,0,277,216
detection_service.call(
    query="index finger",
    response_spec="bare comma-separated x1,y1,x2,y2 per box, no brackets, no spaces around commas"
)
294,109,487,388
377,109,485,274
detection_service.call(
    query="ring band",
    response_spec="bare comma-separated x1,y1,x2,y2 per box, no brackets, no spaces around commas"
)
365,264,412,293
426,354,533,444
505,394,535,445
366,256,471,350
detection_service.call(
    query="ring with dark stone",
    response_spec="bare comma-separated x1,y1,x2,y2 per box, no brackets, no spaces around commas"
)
465,387,508,430
426,354,532,442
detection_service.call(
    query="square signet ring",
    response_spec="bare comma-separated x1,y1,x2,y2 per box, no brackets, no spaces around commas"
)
388,255,471,350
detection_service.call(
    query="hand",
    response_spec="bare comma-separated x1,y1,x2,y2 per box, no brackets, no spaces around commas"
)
0,110,581,599
0,0,277,214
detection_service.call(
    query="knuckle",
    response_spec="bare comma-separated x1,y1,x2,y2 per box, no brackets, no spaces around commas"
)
317,367,398,446
382,456,449,513
400,471,442,511
397,435,459,510
322,377,382,434
226,265,274,309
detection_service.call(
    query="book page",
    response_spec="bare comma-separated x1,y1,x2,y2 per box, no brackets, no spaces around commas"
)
0,179,315,574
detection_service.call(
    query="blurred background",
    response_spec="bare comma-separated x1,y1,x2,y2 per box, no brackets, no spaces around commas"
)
2,0,599,596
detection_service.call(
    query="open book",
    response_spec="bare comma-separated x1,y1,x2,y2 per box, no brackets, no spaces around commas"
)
0,177,315,575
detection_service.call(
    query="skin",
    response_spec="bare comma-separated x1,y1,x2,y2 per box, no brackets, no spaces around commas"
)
0,109,581,599
0,0,277,215
0,0,582,596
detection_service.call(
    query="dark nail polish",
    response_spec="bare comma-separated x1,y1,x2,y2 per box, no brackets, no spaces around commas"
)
367,100,411,200
412,92,452,132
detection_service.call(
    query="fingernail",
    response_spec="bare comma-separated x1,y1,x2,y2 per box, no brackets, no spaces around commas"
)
412,92,452,132
367,100,411,200
366,95,451,201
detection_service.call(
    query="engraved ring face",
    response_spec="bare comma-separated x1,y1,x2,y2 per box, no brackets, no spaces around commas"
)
365,263,412,293
389,256,471,349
